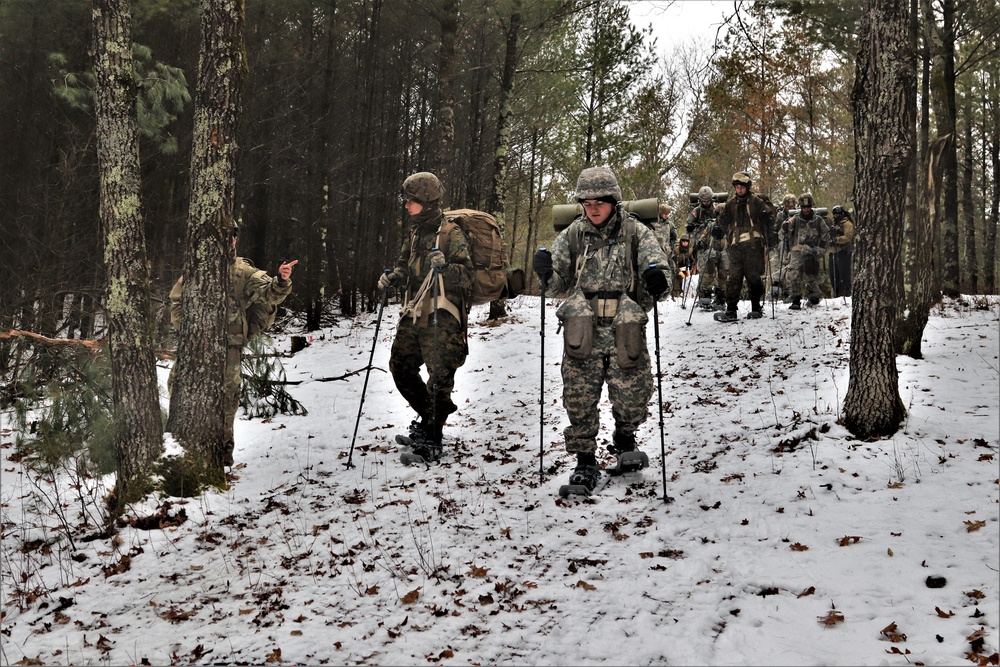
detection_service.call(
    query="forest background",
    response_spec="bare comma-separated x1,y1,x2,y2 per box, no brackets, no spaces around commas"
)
1,0,999,509
3,0,999,340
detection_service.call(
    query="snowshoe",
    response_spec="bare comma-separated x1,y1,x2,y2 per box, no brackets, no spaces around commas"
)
607,429,648,475
714,310,738,323
558,464,607,497
697,297,713,311
398,433,442,465
789,299,802,310
808,295,821,306
609,450,650,476
746,309,763,319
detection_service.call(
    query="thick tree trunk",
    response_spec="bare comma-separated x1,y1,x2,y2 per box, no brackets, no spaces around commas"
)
486,4,521,321
91,0,163,512
168,0,246,478
843,0,913,438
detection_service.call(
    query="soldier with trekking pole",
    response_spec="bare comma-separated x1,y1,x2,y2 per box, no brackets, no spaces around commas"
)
532,166,672,496
377,172,474,465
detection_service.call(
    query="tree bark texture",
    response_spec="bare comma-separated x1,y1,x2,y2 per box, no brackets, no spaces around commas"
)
933,0,960,297
168,0,246,472
844,0,913,438
91,0,164,510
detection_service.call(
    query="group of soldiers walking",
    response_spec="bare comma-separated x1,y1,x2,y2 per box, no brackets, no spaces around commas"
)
661,175,855,319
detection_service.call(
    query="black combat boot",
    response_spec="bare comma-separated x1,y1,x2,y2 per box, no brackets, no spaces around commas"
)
568,452,602,491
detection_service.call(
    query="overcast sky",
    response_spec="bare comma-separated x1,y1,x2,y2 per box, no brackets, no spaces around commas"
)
628,0,730,53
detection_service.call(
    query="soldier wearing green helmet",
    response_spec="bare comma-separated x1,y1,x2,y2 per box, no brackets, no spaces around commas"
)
531,166,671,493
714,171,774,322
377,171,474,463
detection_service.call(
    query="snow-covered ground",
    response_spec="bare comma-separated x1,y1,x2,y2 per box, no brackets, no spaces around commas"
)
1,293,998,666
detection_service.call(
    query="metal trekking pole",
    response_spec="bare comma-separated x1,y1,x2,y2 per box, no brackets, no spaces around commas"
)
649,269,671,504
764,235,775,319
685,262,697,327
430,250,441,443
345,270,391,469
679,261,690,310
538,259,547,480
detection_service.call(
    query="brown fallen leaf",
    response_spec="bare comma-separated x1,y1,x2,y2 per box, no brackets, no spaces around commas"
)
964,520,986,532
401,588,421,604
575,580,596,591
818,610,845,626
838,535,862,546
935,607,955,618
796,586,816,598
888,548,894,557
469,565,489,578
881,621,907,642
790,542,809,551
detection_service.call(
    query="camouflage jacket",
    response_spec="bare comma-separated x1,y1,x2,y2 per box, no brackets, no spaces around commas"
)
687,203,724,252
547,207,670,303
170,257,292,348
648,220,677,257
391,209,474,315
779,212,831,254
717,192,773,246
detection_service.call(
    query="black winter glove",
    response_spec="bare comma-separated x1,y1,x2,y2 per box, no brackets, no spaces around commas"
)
710,225,725,240
377,270,399,290
685,223,697,234
532,248,553,284
642,265,669,297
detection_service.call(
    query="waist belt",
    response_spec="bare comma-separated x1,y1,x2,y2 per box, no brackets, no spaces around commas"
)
584,291,620,319
737,231,763,243
595,316,616,327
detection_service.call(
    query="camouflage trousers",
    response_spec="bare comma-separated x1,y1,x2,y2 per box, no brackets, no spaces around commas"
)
389,312,468,426
561,324,653,454
697,248,729,298
725,240,766,309
784,249,823,302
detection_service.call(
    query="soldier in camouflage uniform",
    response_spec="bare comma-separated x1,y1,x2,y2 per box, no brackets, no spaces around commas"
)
827,205,855,297
778,193,830,310
650,203,678,294
715,172,774,321
771,193,796,299
170,221,296,465
688,185,728,311
378,172,474,460
532,166,671,491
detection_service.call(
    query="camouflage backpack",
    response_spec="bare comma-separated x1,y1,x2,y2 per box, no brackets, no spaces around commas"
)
437,209,514,306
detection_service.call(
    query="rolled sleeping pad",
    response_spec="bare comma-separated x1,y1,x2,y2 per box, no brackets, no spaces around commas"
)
785,207,830,218
552,197,660,232
688,192,729,204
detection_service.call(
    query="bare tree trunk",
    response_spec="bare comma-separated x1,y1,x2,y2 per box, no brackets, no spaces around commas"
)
843,0,913,438
935,0,961,297
168,0,246,479
898,136,949,358
436,0,458,203
962,103,978,294
91,0,163,513
987,95,1000,293
487,3,521,321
